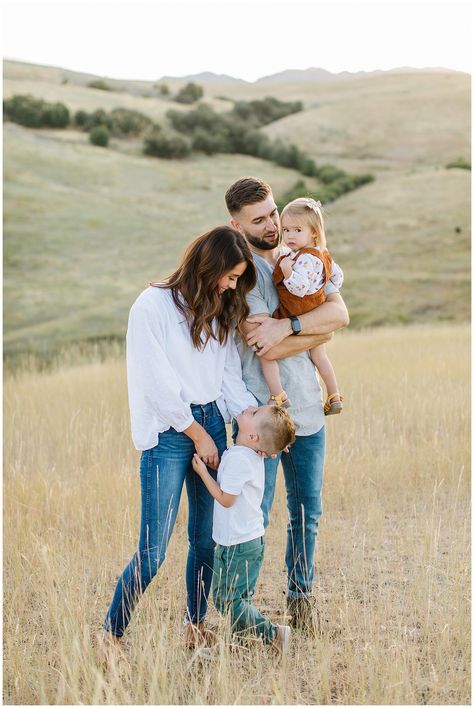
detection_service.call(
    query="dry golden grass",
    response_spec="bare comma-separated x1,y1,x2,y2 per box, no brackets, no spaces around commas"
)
3,323,470,704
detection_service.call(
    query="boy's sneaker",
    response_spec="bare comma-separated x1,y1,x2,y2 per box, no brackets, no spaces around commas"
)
272,624,291,658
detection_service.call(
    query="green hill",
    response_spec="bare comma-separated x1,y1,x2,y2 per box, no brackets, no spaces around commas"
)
3,61,470,359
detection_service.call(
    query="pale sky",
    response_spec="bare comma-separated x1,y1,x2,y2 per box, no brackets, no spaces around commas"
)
3,0,472,82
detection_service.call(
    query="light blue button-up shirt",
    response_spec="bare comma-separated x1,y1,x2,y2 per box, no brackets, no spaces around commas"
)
236,250,338,436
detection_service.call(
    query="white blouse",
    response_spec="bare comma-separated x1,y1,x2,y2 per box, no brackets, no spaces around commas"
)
283,250,344,297
126,286,257,450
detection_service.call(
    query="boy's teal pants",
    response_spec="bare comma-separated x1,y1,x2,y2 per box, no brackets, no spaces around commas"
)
212,536,277,644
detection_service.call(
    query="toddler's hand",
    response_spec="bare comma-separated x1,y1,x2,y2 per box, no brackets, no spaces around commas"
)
192,453,208,476
279,255,295,279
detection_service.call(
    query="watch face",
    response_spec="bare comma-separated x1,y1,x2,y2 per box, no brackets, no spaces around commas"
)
291,317,301,334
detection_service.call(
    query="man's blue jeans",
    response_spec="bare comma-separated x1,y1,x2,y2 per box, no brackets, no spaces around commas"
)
104,402,227,637
262,426,325,599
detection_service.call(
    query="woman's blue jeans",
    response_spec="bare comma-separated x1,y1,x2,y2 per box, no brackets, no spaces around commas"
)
104,401,227,638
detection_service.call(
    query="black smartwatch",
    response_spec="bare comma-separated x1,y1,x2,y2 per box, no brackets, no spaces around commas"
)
289,315,302,335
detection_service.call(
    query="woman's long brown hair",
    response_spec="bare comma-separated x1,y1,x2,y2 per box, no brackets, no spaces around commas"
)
151,226,257,349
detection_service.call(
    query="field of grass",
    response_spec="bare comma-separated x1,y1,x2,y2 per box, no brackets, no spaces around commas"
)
3,322,470,704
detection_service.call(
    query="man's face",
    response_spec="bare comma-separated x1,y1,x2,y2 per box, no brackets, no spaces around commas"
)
231,194,280,251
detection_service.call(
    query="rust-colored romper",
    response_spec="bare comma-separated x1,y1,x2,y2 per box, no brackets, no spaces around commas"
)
272,246,333,319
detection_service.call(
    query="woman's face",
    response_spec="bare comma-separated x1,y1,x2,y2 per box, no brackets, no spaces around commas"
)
217,260,248,296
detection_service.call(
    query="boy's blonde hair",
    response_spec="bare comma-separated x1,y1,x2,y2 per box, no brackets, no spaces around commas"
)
258,406,297,455
280,197,327,250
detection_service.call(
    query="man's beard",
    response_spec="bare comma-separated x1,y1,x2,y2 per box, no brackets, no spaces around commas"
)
243,229,280,251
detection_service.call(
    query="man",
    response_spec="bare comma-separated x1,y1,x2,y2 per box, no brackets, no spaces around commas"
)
225,176,349,630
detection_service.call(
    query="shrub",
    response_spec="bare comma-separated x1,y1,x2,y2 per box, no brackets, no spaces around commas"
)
88,79,112,91
276,180,309,210
4,95,46,127
270,140,302,169
89,126,110,147
143,130,190,158
192,128,226,155
298,156,319,177
230,97,303,127
3,94,70,128
42,102,70,128
74,110,90,128
316,164,346,184
109,108,153,137
167,103,223,133
174,82,204,104
88,109,113,131
446,158,471,170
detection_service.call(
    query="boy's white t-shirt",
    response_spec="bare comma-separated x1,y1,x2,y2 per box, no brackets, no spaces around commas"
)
212,445,265,547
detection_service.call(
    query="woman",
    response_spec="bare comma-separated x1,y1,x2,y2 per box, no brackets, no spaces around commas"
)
103,225,258,648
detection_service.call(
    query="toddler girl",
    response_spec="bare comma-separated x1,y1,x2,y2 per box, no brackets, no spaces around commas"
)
260,197,344,415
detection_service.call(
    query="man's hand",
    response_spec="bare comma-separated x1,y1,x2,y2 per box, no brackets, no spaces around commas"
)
246,315,291,356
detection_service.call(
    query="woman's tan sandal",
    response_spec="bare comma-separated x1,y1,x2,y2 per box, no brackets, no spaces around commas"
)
269,391,291,408
324,392,343,415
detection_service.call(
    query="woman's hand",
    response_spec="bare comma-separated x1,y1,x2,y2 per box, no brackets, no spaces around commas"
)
183,420,220,469
194,432,220,470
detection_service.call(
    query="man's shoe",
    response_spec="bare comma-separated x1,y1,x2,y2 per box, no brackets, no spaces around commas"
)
286,596,317,633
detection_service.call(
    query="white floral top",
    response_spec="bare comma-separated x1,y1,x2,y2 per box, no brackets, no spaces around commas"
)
283,250,344,297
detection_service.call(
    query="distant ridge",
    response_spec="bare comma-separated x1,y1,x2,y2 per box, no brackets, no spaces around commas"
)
5,58,467,89
159,71,248,84
256,66,467,83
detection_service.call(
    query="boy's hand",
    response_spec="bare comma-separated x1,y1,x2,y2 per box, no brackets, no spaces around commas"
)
256,450,278,459
192,453,208,476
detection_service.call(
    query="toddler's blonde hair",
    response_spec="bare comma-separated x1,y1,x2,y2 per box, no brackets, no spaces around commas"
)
280,197,327,251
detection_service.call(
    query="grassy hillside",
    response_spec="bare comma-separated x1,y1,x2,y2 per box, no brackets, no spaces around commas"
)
3,62,470,357
3,324,470,703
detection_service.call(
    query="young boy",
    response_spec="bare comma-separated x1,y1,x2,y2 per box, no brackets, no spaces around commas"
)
192,404,296,655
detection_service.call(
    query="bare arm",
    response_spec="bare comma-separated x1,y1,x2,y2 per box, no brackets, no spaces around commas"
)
245,293,349,357
192,454,237,508
262,332,333,361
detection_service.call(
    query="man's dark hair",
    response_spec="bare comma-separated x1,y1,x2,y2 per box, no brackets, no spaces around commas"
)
225,176,272,215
